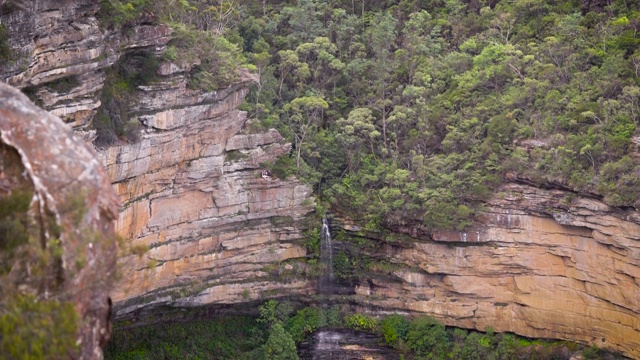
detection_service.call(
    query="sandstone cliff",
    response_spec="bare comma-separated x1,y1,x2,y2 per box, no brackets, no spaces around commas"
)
0,82,118,359
335,182,640,359
2,1,640,360
0,0,172,132
0,0,317,317
101,70,316,316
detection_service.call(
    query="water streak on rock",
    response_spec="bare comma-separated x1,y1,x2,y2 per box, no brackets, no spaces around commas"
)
320,216,334,281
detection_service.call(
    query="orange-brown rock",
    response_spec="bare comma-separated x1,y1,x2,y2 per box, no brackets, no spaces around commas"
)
0,0,172,131
3,2,639,359
101,70,316,316
0,82,119,359
0,0,316,327
340,183,640,359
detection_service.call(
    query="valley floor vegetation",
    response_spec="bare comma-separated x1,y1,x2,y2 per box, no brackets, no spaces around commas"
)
104,300,626,360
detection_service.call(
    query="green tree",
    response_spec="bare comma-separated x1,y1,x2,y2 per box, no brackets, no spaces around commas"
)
366,11,398,151
381,314,410,346
336,107,380,170
262,322,298,360
406,316,451,359
284,96,329,169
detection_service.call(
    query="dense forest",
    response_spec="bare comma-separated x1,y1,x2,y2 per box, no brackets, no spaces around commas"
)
101,0,640,231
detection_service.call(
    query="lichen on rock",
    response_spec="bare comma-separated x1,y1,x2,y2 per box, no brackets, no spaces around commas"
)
0,82,119,359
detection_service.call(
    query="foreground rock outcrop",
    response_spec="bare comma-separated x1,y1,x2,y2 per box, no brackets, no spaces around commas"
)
0,82,118,358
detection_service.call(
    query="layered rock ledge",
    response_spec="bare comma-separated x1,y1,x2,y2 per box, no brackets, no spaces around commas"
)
0,0,316,321
0,0,172,130
101,72,316,316
338,183,640,359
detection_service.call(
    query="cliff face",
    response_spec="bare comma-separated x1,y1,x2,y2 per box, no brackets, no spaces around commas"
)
0,82,118,359
336,182,640,358
102,70,316,315
2,2,640,359
0,0,315,349
0,0,316,316
0,0,172,132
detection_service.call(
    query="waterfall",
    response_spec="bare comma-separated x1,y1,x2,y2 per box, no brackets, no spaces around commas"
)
319,216,334,293
320,216,334,280
315,331,341,351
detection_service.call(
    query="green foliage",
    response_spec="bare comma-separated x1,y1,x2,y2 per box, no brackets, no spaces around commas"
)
325,306,342,327
583,345,605,359
0,295,78,359
93,53,157,147
261,322,298,360
170,23,243,91
459,331,493,360
259,300,294,327
105,316,265,360
0,24,12,64
286,307,326,343
46,75,81,93
303,226,321,257
381,314,410,346
231,0,640,233
344,313,378,332
0,190,31,269
264,155,297,180
406,316,451,359
106,305,624,360
97,0,154,29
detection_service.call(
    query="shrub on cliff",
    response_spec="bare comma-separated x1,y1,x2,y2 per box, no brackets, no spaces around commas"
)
0,24,12,64
344,313,378,332
169,23,243,91
261,322,299,360
94,52,158,147
97,0,155,29
286,307,326,343
406,316,451,359
0,295,78,358
381,314,410,346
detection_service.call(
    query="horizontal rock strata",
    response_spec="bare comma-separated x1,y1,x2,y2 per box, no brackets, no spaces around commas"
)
101,72,316,317
342,183,640,359
3,2,639,359
0,0,172,131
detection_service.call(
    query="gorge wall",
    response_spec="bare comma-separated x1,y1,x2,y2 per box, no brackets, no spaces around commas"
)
1,1,640,359
337,182,640,359
0,0,316,317
101,70,316,316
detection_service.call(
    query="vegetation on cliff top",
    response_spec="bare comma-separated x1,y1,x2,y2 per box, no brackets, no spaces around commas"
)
234,0,640,231
95,0,640,230
93,0,247,146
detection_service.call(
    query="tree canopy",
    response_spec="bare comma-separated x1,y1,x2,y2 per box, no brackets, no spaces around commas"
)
102,0,640,230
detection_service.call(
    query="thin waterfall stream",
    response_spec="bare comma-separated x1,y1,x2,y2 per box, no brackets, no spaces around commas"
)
319,216,335,294
303,217,402,359
320,216,333,280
